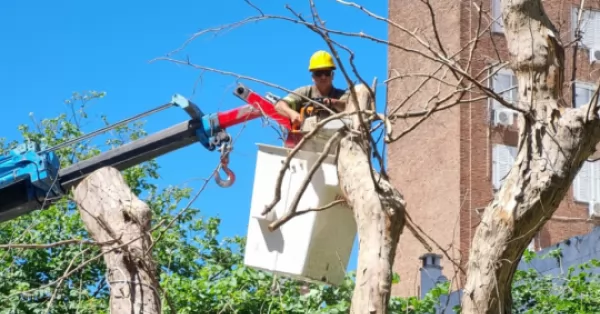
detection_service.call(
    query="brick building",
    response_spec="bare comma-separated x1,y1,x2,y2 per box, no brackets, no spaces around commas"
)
387,0,600,297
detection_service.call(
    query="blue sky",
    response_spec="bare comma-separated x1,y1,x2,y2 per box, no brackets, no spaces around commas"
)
0,0,388,273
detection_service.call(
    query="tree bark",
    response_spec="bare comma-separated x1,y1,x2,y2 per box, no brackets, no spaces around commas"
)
461,0,600,312
73,166,161,314
338,84,407,314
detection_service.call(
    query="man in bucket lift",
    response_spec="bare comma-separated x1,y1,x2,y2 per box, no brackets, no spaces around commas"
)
274,50,350,125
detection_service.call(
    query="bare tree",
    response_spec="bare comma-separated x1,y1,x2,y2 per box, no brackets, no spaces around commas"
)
73,167,161,313
460,0,600,312
381,0,600,311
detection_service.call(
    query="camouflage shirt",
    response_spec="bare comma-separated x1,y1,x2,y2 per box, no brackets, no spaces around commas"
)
281,85,350,112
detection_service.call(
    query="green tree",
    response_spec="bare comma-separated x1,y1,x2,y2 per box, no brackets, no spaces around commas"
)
511,249,600,314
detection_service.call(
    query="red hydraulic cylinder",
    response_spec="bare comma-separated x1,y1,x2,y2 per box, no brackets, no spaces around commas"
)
221,83,301,148
244,91,292,130
215,103,301,148
216,91,293,131
216,104,263,129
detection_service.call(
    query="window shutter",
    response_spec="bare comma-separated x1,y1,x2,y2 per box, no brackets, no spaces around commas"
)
594,162,600,203
578,10,600,49
491,72,513,109
590,11,600,48
574,84,591,108
510,74,519,103
492,144,517,189
574,161,593,202
491,71,518,108
491,0,504,33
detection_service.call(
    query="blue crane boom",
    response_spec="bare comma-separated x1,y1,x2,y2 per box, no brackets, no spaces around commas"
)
0,83,293,224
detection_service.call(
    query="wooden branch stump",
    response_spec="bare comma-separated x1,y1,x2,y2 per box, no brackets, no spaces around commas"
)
73,166,161,314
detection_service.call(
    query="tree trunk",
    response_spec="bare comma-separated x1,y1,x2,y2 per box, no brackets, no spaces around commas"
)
73,166,161,313
461,0,600,312
338,84,407,314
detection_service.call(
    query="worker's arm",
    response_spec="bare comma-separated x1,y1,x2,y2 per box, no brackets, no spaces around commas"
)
275,87,308,122
275,99,300,119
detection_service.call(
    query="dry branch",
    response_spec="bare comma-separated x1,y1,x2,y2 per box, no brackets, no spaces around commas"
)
73,166,161,314
0,238,117,250
11,233,145,299
261,109,368,214
267,130,343,231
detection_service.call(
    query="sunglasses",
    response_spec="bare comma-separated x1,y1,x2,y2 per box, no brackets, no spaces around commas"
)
312,70,332,77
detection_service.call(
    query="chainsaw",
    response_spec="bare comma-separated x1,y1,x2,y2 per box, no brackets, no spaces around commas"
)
290,97,340,134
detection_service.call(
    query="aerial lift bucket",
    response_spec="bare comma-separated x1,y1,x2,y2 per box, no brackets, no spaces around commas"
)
243,116,357,286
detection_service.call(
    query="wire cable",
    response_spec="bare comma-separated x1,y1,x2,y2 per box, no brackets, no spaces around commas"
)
40,103,174,154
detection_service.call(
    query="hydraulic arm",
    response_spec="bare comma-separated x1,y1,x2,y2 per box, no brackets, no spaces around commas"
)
0,83,295,223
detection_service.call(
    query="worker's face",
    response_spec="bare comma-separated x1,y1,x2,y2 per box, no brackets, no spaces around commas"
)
311,68,334,89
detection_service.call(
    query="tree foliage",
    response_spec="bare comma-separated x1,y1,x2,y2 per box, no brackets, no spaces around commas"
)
511,249,600,314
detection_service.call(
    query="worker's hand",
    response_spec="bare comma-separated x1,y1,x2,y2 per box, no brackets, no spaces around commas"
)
290,111,302,125
323,98,343,113
322,98,336,109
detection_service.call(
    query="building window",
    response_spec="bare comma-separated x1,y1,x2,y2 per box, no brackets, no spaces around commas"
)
572,8,600,50
573,81,599,112
492,144,517,190
489,69,518,126
573,160,600,205
573,81,600,209
491,0,504,33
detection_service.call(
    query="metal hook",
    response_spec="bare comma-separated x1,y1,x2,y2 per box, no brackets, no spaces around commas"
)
214,143,235,188
214,163,236,188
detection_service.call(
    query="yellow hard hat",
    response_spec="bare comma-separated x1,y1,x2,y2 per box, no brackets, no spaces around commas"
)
308,50,336,71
